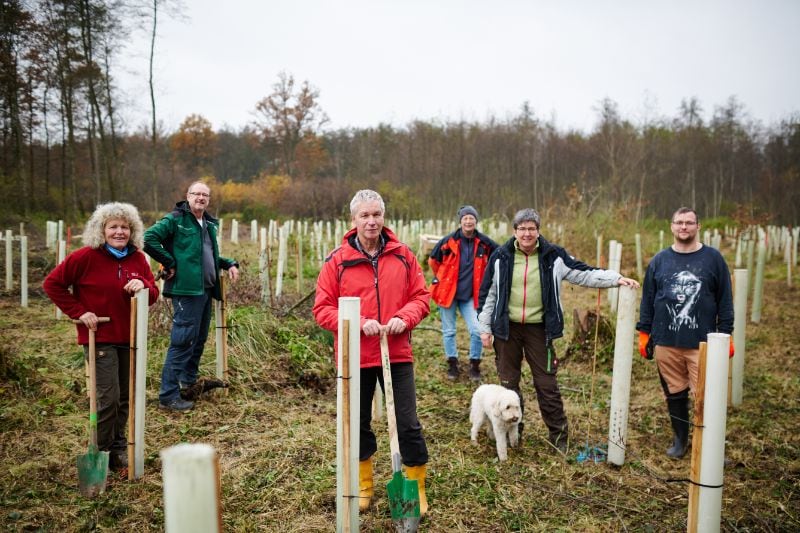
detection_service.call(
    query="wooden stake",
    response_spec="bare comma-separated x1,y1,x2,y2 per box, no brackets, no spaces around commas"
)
687,342,708,533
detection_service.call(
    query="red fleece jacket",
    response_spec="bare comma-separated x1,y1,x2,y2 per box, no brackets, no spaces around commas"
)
43,246,158,345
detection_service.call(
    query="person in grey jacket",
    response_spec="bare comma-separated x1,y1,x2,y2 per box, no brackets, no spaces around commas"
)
477,208,639,452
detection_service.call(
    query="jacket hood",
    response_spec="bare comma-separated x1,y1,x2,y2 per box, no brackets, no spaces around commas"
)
174,200,219,223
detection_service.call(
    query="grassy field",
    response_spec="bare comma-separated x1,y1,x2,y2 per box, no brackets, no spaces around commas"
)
0,224,798,532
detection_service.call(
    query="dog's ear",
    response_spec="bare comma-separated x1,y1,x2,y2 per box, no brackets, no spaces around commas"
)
491,399,503,419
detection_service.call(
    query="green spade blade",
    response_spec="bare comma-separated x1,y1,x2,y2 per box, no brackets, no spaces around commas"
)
77,445,109,498
387,470,420,531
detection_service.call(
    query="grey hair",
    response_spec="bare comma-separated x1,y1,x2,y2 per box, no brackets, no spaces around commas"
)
81,202,145,249
512,208,541,229
349,189,385,216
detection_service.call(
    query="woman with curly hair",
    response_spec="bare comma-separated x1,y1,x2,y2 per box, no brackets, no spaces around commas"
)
44,202,159,473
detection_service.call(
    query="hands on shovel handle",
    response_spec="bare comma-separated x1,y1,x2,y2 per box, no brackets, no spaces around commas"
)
362,318,407,336
75,314,111,331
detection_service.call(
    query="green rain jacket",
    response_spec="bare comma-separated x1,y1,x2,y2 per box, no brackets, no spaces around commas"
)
143,201,238,299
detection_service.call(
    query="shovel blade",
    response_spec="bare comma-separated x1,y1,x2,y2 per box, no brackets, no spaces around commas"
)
387,471,420,530
77,447,109,498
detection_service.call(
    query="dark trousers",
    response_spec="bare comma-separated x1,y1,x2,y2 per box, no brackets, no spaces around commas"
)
359,363,428,466
493,322,568,442
84,344,129,453
160,290,213,403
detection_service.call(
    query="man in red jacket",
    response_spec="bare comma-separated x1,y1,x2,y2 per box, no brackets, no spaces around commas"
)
429,205,497,381
313,189,431,515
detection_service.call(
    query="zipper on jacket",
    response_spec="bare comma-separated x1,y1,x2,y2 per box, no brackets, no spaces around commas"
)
521,254,529,323
372,256,381,323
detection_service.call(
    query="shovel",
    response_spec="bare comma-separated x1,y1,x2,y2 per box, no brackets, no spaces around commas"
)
379,332,420,532
74,317,111,497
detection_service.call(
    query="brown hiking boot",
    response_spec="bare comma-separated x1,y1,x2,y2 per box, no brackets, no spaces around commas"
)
468,359,482,382
180,377,229,401
446,357,460,381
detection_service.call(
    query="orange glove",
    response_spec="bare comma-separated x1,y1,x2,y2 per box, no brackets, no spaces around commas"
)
729,340,735,359
638,331,652,359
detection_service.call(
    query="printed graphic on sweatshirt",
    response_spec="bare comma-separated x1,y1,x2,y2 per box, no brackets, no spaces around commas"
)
666,271,701,331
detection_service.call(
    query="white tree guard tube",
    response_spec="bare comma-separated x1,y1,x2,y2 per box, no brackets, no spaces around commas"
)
275,225,287,297
230,219,238,244
20,236,28,307
607,285,637,466
608,240,619,311
5,229,12,290
751,241,766,323
215,273,227,381
251,219,257,242
731,269,748,407
694,333,731,533
133,289,149,478
161,443,221,533
337,298,360,532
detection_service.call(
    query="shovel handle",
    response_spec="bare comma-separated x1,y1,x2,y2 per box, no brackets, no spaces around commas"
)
72,317,111,325
380,332,402,471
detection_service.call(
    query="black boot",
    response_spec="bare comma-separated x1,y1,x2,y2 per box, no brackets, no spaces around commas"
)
468,359,481,382
666,395,690,459
446,357,459,381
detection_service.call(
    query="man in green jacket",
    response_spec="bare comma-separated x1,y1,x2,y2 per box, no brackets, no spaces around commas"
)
144,181,239,411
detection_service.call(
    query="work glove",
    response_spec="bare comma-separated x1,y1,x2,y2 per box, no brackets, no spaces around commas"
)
638,331,654,360
729,340,735,359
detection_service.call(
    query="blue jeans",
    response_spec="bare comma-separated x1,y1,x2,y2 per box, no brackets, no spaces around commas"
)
159,289,213,403
439,298,483,360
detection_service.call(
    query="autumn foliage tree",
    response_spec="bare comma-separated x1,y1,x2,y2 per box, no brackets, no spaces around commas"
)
170,113,218,176
254,72,328,177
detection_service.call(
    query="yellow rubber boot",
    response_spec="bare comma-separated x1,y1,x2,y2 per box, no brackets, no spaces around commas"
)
358,458,374,511
405,464,428,516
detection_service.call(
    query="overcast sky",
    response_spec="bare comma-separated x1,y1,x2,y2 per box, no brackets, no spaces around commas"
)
116,0,800,134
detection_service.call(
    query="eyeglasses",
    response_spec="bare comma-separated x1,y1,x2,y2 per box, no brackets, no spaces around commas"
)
189,191,210,198
515,226,539,233
671,220,697,227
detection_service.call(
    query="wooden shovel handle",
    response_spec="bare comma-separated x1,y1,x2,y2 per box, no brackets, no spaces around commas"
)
379,332,402,466
71,318,109,449
71,317,111,325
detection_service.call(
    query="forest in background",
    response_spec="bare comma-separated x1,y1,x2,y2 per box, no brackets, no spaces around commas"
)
2,0,799,225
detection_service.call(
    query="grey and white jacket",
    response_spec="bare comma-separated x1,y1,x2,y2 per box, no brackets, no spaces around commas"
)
477,236,622,342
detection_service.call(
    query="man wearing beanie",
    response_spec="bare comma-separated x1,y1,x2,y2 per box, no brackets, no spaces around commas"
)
429,205,498,381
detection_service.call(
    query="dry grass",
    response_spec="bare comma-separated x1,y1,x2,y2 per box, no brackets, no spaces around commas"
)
1,231,798,532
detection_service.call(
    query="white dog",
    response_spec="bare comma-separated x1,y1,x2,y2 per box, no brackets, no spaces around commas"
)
470,384,522,461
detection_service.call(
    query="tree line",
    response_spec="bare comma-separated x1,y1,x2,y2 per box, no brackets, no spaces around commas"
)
2,1,798,224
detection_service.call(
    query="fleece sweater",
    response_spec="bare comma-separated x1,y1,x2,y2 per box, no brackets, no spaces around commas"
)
43,246,158,345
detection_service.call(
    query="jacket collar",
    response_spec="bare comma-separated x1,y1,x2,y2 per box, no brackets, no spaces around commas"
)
175,200,219,224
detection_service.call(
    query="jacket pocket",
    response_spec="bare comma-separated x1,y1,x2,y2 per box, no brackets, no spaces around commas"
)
170,319,197,348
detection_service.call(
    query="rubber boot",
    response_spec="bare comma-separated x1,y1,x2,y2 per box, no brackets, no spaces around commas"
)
468,359,481,382
666,396,690,459
446,357,459,381
405,464,428,516
358,458,374,511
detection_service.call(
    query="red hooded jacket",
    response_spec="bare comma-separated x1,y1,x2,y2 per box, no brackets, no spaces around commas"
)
313,227,430,368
